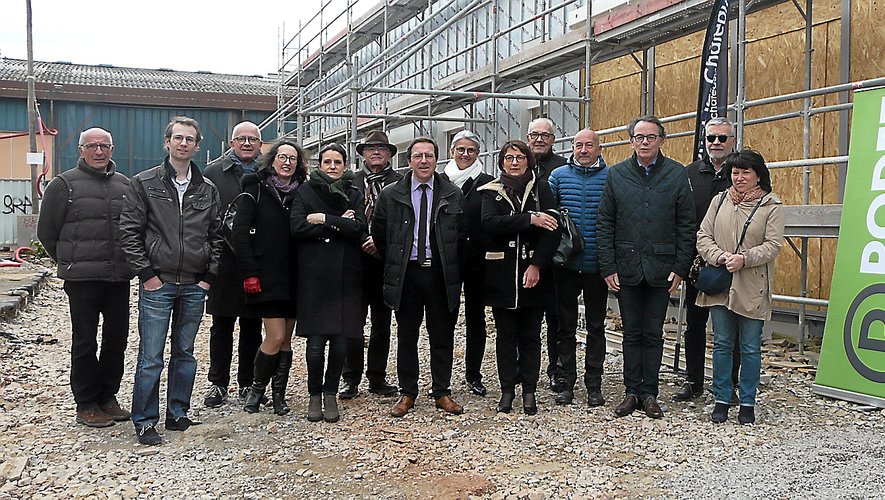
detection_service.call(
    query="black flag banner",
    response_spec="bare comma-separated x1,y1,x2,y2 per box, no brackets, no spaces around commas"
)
693,0,730,161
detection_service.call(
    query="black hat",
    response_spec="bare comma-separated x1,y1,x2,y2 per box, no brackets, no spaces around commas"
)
356,130,397,155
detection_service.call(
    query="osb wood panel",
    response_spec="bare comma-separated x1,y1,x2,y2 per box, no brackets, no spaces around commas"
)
590,70,641,163
851,0,885,81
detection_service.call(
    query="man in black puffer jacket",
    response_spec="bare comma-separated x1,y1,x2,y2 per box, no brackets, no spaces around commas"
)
598,116,695,420
38,127,133,429
371,137,466,419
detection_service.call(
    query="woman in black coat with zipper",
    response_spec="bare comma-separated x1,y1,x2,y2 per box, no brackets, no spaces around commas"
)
478,139,560,415
291,143,367,423
233,139,307,416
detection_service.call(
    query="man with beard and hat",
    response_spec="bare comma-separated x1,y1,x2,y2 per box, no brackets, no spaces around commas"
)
339,130,402,399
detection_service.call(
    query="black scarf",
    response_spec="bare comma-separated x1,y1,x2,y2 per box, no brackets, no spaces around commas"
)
309,167,355,211
500,169,534,208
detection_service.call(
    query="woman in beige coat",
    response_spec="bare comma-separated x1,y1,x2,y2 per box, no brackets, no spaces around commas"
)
696,150,784,424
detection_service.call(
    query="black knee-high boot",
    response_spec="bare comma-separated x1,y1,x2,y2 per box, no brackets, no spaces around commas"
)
272,350,293,415
244,350,279,413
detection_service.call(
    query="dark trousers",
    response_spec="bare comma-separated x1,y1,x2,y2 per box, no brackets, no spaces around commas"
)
493,306,543,394
64,280,130,411
342,261,393,385
207,315,263,389
305,335,347,396
462,264,487,383
555,269,608,390
394,262,457,399
544,285,560,379
617,280,670,399
684,283,740,387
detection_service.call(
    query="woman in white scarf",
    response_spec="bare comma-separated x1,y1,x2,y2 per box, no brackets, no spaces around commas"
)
444,130,495,398
443,130,485,188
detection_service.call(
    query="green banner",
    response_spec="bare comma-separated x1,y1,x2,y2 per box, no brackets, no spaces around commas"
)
813,87,885,407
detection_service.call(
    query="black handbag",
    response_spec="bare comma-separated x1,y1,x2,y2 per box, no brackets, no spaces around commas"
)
693,192,764,295
546,208,583,267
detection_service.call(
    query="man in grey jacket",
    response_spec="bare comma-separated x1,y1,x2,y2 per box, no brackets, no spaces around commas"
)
120,116,223,445
37,127,132,428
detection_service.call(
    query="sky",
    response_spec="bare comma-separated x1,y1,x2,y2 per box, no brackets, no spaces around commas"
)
0,0,367,76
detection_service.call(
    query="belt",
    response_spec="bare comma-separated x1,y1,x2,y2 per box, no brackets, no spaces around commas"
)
409,259,432,268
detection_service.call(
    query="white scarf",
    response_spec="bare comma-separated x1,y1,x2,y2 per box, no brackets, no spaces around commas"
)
443,158,483,189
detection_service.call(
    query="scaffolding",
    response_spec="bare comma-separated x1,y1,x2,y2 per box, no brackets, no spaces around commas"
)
265,0,885,351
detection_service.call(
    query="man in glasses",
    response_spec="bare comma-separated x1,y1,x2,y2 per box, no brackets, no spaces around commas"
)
38,127,133,429
339,130,402,400
676,117,740,402
526,117,569,392
372,137,466,418
201,122,264,408
120,116,223,445
598,115,695,419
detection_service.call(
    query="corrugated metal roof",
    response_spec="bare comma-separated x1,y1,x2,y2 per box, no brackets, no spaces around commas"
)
0,58,279,96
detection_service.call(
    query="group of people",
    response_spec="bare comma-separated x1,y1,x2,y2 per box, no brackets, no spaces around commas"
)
36,113,783,446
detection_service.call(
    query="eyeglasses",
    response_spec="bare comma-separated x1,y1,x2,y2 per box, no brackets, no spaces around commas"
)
233,136,261,145
410,153,436,161
527,132,554,140
170,134,196,145
706,134,733,143
276,154,299,164
364,145,390,153
631,134,660,143
503,154,527,163
453,146,478,155
80,143,113,151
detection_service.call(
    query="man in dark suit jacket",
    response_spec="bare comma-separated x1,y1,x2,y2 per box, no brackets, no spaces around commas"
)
371,137,466,418
597,116,695,420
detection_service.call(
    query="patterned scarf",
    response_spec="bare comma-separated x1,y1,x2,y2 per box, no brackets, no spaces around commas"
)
363,164,392,222
268,172,299,205
229,150,258,173
727,185,764,205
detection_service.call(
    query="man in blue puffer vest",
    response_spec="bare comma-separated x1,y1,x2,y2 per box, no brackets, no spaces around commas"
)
548,128,609,406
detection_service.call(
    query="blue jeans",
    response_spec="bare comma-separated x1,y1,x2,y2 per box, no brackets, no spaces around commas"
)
710,306,763,407
132,283,206,428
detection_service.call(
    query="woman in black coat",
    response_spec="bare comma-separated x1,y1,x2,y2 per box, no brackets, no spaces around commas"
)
233,139,307,416
291,143,367,423
443,130,495,396
478,139,560,415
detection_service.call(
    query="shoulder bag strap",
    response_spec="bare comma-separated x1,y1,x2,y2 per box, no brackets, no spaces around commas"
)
734,196,765,252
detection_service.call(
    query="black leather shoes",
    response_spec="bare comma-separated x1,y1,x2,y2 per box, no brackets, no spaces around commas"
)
586,388,605,407
339,381,359,400
642,396,664,419
673,382,704,401
367,380,398,396
522,393,538,415
554,390,574,405
466,379,488,397
496,393,514,413
614,394,639,417
548,376,564,393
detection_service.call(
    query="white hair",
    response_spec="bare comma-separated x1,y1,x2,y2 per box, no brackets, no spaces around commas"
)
231,121,261,140
527,117,555,135
78,127,113,146
451,130,481,149
704,117,735,136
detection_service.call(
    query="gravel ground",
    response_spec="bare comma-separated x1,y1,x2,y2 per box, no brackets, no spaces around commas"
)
1,264,883,499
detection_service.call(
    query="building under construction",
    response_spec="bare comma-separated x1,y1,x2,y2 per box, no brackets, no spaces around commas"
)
265,0,884,346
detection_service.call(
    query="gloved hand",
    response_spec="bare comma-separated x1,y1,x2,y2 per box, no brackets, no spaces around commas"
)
243,276,262,294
